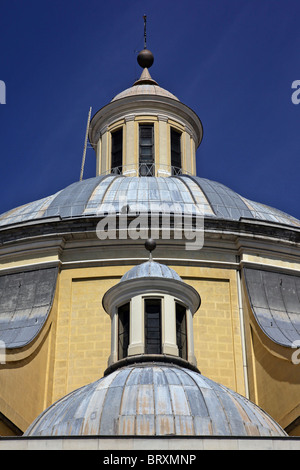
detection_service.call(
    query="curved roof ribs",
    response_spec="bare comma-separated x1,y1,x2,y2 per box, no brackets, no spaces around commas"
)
243,267,300,347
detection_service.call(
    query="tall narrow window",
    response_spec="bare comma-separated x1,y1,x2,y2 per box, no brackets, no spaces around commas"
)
118,302,129,360
176,303,187,360
111,128,123,174
144,299,161,354
139,124,154,176
171,128,182,175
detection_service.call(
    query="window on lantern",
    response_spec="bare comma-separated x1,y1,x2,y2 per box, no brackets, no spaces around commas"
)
171,128,182,175
176,302,187,360
144,298,161,354
118,302,130,360
111,128,123,174
139,124,154,176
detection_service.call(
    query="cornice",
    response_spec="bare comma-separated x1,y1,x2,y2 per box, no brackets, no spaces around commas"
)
102,277,201,315
89,94,203,148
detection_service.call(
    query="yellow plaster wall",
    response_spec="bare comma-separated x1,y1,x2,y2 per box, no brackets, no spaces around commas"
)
52,265,245,402
0,263,246,435
242,293,300,435
249,329,300,430
52,267,120,402
181,268,244,394
97,114,197,176
0,324,54,434
0,420,18,436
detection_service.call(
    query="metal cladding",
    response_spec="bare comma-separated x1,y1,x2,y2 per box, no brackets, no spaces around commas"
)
0,267,58,348
243,268,300,347
120,260,182,283
24,363,286,437
0,175,299,228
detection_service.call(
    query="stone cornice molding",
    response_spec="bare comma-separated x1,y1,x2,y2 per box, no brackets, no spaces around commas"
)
102,277,201,315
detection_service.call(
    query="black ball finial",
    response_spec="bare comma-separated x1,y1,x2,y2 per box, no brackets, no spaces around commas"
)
145,238,156,253
137,49,154,69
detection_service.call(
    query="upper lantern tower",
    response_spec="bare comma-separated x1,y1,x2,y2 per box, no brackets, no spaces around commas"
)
88,17,203,177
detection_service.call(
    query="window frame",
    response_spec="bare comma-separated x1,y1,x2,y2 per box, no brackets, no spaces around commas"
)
170,128,182,175
175,301,187,360
139,123,155,176
144,297,162,354
117,301,130,360
111,127,123,174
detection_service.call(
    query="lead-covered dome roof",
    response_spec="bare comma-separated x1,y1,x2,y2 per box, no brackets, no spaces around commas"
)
111,66,179,102
24,363,286,437
120,260,182,283
1,174,299,229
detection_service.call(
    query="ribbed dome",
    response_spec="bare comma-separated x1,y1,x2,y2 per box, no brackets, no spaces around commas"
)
120,260,182,283
24,363,286,437
111,83,179,102
111,67,179,102
1,175,299,229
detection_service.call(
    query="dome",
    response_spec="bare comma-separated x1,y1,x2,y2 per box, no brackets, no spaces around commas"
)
111,67,179,102
24,363,286,437
120,260,182,283
0,174,299,229
112,83,179,102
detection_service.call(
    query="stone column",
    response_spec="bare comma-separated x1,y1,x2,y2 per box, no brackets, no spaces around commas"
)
124,114,136,176
162,295,179,356
157,115,170,177
128,296,144,356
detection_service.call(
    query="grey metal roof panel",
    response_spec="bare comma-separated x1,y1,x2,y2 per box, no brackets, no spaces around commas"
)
24,363,286,437
0,175,299,228
0,267,58,349
181,175,254,220
243,267,300,347
0,193,60,227
120,260,182,282
44,175,112,218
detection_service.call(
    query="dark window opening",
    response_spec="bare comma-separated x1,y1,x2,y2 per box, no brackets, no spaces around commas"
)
118,302,129,360
171,128,182,175
139,124,154,176
176,303,187,360
111,128,123,174
145,299,161,354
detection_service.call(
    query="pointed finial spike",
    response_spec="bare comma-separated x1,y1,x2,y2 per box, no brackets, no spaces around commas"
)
143,14,147,49
137,15,154,70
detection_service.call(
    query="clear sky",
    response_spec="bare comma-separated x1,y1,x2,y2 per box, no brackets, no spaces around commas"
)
0,0,299,221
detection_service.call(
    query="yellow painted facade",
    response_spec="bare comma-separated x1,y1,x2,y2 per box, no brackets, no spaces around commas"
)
0,262,248,434
2,249,300,435
95,113,197,177
242,284,300,436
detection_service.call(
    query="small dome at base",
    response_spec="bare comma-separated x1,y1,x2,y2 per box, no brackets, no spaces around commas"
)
119,260,182,283
24,363,286,437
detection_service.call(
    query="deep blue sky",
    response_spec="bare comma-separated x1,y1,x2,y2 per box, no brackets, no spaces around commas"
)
0,0,300,221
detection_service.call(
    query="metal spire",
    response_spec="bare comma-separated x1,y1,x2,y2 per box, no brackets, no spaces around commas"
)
143,14,147,49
